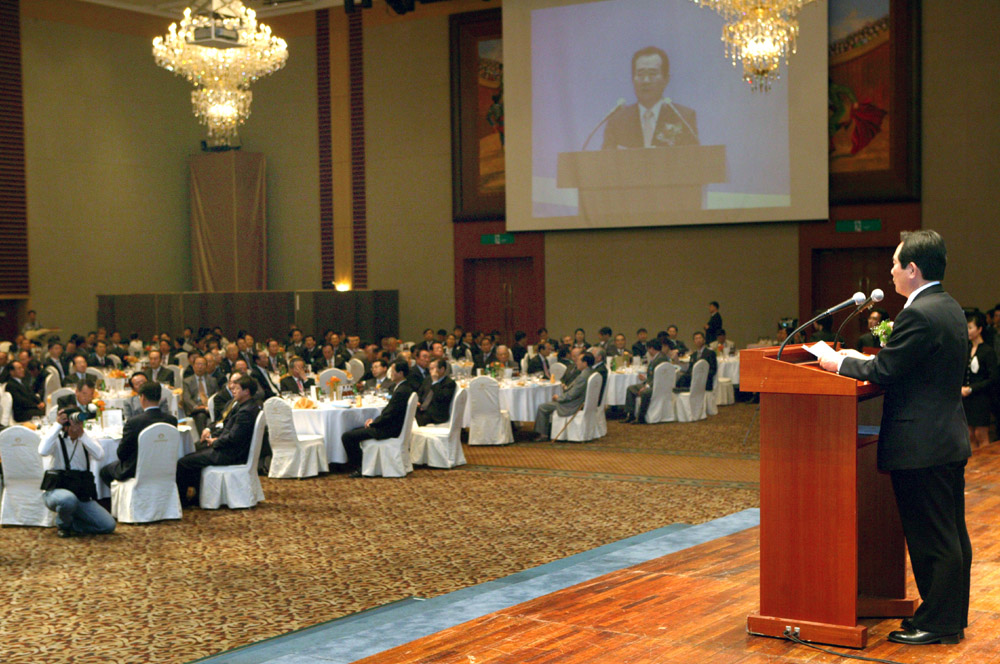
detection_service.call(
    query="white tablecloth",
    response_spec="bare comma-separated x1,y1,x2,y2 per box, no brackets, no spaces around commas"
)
100,390,181,418
604,370,642,406
717,355,741,385
88,424,197,500
457,379,562,425
292,402,384,464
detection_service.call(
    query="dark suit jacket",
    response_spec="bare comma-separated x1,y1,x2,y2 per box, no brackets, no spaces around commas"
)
182,374,219,414
705,312,723,343
526,354,550,376
473,349,497,371
115,407,178,480
148,366,174,386
367,381,414,439
631,341,648,357
211,389,234,424
88,353,114,368
279,375,315,395
416,376,456,426
856,332,882,352
312,354,345,373
362,377,390,393
56,394,82,410
45,358,66,382
249,365,277,400
6,377,43,422
682,346,717,390
592,362,608,403
839,284,970,471
209,399,261,465
601,101,698,149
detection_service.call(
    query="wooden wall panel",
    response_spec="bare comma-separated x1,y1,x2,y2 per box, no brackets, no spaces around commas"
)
0,0,29,298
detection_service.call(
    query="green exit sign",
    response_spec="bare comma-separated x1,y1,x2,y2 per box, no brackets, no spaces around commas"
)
481,233,515,245
835,219,882,233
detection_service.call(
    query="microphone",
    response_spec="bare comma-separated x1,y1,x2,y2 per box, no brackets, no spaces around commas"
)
663,97,699,142
776,292,866,361
581,98,626,150
833,289,884,350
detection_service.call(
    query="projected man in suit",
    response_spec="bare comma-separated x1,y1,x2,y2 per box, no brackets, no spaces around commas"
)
602,46,699,149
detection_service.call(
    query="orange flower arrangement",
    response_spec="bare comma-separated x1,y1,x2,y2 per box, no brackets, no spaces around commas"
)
93,399,106,417
107,369,126,379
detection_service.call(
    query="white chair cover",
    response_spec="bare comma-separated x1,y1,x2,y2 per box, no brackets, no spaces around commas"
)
410,388,467,469
675,359,710,422
467,376,513,446
207,392,217,422
199,410,266,509
317,368,348,393
110,423,183,523
551,373,602,442
264,397,327,478
174,352,189,369
0,391,11,427
714,376,735,407
548,362,567,382
643,362,678,424
85,367,104,381
0,426,54,526
43,368,61,401
108,354,122,368
360,392,418,477
165,365,183,389
520,356,529,375
347,358,365,384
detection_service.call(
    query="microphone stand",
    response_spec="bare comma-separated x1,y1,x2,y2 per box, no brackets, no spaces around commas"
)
776,293,865,361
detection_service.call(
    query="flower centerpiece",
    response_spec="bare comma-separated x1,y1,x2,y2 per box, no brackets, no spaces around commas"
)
327,376,342,399
873,320,893,346
489,361,505,379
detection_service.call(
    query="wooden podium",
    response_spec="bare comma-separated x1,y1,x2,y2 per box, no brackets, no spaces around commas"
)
741,345,918,648
556,145,725,223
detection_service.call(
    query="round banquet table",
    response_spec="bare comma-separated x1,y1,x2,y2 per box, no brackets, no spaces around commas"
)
291,400,385,464
99,389,182,419
86,423,198,500
603,369,642,406
457,378,562,426
717,354,741,385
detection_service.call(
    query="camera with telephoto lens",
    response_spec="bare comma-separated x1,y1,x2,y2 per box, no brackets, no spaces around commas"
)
778,318,798,331
60,405,97,426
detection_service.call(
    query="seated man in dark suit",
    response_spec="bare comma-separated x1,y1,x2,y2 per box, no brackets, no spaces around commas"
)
121,372,171,419
176,375,261,506
473,337,498,372
181,355,218,436
147,350,174,386
57,377,97,412
250,350,280,400
88,340,115,369
6,360,45,423
279,357,315,396
341,360,414,477
312,343,345,372
63,354,90,387
561,347,583,388
360,358,391,393
416,359,456,427
856,308,888,351
674,331,716,391
45,341,66,384
602,46,698,150
99,381,178,487
211,372,237,426
527,341,553,377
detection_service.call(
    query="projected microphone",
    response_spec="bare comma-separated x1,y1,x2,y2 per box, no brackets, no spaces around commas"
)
663,98,699,142
833,289,885,350
581,98,626,150
777,292,866,361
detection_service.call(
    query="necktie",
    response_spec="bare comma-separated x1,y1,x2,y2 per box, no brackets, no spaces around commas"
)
542,356,549,378
198,377,207,406
296,378,303,393
642,109,655,147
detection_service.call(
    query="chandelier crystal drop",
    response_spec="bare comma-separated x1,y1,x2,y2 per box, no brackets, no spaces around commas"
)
153,1,288,145
689,0,816,92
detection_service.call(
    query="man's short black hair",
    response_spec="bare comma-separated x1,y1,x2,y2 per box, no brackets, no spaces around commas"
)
432,358,448,371
514,331,527,342
392,359,409,377
537,327,548,335
599,326,612,336
709,301,720,309
48,341,62,350
631,46,670,80
139,380,162,402
636,327,647,335
237,375,256,395
77,377,97,391
580,353,595,367
27,359,41,372
899,230,947,281
129,371,147,389
648,338,663,351
692,331,705,340
718,329,727,336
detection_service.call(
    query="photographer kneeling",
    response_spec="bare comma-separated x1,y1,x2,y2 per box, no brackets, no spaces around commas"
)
39,406,116,538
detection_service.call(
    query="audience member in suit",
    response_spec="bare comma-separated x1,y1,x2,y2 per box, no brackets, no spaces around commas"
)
45,342,66,384
6,361,45,422
856,308,889,351
819,231,971,646
211,375,236,426
251,351,280,401
624,340,667,423
327,334,353,367
572,328,590,349
533,352,594,441
182,351,201,378
87,341,115,369
632,328,650,358
705,301,723,343
511,331,529,364
99,381,178,487
595,327,613,352
461,331,480,363
361,358,392,393
286,329,306,360
415,359,456,427
588,346,609,404
220,343,240,376
177,376,261,506
494,345,518,369
415,328,436,355
429,342,451,377
300,335,320,366
601,47,698,150
206,351,226,386
560,347,584,388
279,358,315,396
340,360,415,477
266,339,288,376
408,348,433,401
182,356,219,435
608,334,629,357
312,343,345,372
57,378,97,413
473,338,498,371
63,355,90,387
147,350,175,386
121,372,170,419
665,326,688,355
527,341,553,377
674,332,717,391
0,351,10,384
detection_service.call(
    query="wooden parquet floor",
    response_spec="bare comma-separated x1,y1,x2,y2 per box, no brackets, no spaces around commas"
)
357,444,1000,664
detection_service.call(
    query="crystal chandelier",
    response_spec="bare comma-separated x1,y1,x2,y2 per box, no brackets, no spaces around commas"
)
153,1,288,146
690,0,816,92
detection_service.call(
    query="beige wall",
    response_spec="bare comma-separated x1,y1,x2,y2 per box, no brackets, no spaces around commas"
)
363,15,456,341
22,15,202,337
920,0,1000,311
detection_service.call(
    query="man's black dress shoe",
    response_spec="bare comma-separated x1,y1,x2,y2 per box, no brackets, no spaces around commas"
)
56,528,75,538
348,470,364,478
887,628,961,645
900,619,964,640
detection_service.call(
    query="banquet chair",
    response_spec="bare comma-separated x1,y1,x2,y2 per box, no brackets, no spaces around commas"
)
713,375,735,407
347,358,365,384
46,387,76,422
0,391,11,427
641,361,678,424
317,368,348,393
207,393,217,423
0,426,54,527
675,359,710,422
360,393,418,477
108,354,122,368
199,410,266,509
43,367,61,401
410,388,467,469
263,397,327,478
467,376,513,445
174,352,189,369
110,423,182,524
520,356,529,375
551,373,602,442
85,367,104,381
548,362,567,382
165,365,183,389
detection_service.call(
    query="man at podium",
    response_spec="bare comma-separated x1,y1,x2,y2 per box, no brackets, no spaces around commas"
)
601,46,699,149
819,230,971,646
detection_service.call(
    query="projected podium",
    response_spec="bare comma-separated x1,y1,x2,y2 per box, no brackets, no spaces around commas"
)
740,345,917,649
556,145,725,222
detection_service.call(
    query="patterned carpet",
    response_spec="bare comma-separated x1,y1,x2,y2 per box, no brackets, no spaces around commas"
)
0,404,760,664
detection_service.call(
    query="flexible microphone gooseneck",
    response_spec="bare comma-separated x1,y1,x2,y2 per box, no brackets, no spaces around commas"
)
834,288,885,350
581,99,625,150
777,292,866,361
